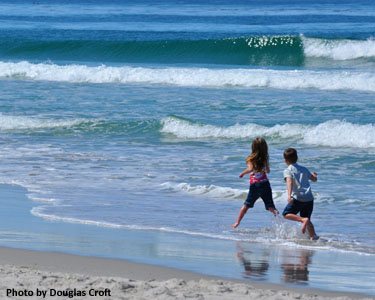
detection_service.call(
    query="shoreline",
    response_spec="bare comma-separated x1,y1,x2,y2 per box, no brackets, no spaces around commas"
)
1,183,375,298
0,246,373,300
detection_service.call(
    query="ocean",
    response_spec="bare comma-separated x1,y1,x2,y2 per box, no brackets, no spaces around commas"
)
0,0,375,294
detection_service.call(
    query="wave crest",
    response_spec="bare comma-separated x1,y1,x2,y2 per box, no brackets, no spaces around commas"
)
1,61,374,92
303,36,375,60
161,182,287,203
161,117,375,149
2,36,375,66
0,113,91,131
0,36,303,67
161,182,248,200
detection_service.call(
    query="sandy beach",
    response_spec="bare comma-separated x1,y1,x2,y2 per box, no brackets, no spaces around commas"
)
0,246,372,300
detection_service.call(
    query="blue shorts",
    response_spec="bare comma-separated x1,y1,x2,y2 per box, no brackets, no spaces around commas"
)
244,181,275,210
282,199,314,219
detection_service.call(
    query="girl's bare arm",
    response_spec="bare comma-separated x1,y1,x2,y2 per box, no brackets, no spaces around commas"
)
265,160,270,173
239,162,253,178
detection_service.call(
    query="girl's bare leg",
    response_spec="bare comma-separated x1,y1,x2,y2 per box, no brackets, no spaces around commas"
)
231,206,249,228
268,207,279,216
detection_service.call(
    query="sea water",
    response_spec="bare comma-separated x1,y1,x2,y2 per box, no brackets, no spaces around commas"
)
0,0,374,290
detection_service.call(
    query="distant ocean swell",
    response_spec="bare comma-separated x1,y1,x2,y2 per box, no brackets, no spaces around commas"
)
1,36,374,66
1,114,374,149
1,61,374,92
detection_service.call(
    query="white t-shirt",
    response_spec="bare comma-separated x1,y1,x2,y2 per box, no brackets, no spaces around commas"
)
283,163,314,202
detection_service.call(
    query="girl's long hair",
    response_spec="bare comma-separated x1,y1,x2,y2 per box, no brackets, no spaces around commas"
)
246,137,269,172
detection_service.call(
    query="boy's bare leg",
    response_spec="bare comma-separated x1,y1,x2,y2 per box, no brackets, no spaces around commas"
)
307,222,319,240
283,214,310,234
231,206,249,228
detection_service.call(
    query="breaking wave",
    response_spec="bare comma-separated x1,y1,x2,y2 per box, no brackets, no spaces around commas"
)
302,36,375,61
1,36,375,66
161,182,288,203
161,117,375,149
1,61,374,92
0,113,91,131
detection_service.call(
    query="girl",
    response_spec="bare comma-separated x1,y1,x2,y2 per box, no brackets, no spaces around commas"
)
231,137,278,228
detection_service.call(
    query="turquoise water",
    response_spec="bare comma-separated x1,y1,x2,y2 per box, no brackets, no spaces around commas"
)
0,0,375,294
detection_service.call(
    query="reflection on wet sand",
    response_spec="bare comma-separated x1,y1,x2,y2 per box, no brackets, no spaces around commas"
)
280,248,314,284
236,242,269,280
236,242,314,285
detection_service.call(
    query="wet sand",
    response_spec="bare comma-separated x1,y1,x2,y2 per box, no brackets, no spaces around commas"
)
0,246,372,300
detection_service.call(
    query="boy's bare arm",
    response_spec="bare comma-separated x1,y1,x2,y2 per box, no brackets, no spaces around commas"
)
286,177,293,203
310,172,318,182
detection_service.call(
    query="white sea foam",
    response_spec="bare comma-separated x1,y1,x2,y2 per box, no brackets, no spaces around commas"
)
30,207,240,241
31,207,375,256
303,36,375,60
161,117,375,149
303,120,375,148
27,194,56,203
161,182,248,200
31,208,127,228
161,182,287,202
160,116,308,139
0,113,91,131
1,61,375,92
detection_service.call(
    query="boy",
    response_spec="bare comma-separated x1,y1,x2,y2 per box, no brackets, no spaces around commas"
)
282,148,319,240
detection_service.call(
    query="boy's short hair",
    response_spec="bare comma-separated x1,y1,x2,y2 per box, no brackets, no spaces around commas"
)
284,148,298,164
